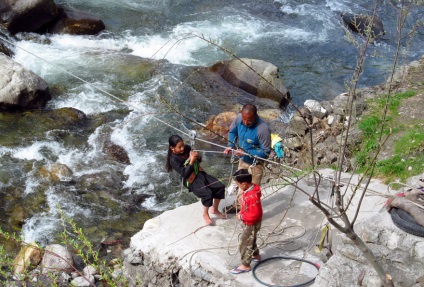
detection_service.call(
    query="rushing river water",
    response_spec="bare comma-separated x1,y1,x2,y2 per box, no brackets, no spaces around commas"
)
1,0,423,247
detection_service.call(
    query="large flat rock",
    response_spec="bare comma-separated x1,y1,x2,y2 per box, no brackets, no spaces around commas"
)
126,169,395,287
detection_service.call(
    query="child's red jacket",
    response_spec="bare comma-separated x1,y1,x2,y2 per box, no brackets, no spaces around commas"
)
239,183,263,225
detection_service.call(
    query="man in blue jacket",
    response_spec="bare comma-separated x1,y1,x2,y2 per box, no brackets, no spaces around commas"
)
223,104,271,213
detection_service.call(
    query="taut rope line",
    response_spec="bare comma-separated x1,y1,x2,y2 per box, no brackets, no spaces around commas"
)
0,34,395,198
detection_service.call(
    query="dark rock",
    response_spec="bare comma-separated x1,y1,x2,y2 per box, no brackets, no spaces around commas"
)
0,41,13,57
341,13,385,40
42,5,105,35
1,0,58,34
9,205,27,229
103,142,131,164
15,32,52,44
209,58,290,108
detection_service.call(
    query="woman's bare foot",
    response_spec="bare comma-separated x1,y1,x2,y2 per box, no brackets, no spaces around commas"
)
203,214,213,225
210,209,226,219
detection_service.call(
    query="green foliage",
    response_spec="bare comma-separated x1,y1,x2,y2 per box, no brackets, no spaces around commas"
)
394,127,424,155
0,212,129,286
59,210,128,287
354,90,424,182
358,115,382,137
375,91,417,112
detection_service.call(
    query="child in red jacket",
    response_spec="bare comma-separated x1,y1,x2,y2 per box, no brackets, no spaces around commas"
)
231,169,263,274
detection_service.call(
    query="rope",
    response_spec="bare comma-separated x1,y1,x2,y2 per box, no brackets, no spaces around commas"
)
1,34,399,285
1,34,386,200
1,34,400,200
192,150,225,154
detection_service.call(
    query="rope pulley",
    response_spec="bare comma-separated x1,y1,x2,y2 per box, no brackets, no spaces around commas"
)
189,130,197,148
249,157,258,173
230,150,236,164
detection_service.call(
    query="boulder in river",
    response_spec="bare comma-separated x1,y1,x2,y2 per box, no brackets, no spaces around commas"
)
41,4,106,35
341,13,385,40
210,58,291,108
0,0,58,34
0,54,50,110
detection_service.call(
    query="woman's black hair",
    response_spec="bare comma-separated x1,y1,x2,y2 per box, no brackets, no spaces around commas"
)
166,135,183,172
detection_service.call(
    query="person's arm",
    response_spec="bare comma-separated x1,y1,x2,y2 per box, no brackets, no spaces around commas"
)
249,121,271,159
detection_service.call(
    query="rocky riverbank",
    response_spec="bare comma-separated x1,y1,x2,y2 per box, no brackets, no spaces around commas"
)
121,170,424,287
279,54,424,173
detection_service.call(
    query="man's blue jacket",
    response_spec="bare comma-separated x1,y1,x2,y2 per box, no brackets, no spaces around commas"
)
227,114,271,164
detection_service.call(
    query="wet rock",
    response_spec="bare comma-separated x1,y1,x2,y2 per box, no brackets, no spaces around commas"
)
0,41,14,57
131,193,152,207
258,108,281,122
15,32,52,44
0,27,15,56
76,172,127,195
209,58,290,108
43,5,105,35
39,163,73,182
9,205,27,229
0,107,88,147
341,13,385,40
0,54,51,110
0,0,58,34
103,142,130,164
48,107,87,124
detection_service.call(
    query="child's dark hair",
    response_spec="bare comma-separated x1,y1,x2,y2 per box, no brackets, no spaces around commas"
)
233,169,252,183
166,135,183,172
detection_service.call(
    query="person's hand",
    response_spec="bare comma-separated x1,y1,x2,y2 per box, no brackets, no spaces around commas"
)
224,147,233,155
189,151,199,164
190,151,199,159
237,214,241,221
234,148,245,157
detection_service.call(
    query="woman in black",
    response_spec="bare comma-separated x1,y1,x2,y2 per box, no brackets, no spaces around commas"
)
166,135,226,225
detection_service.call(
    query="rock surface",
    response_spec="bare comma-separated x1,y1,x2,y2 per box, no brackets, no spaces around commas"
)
210,58,290,108
43,5,106,35
123,169,418,287
341,13,385,40
12,242,43,275
0,53,51,110
41,244,74,274
314,210,424,287
0,0,58,34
